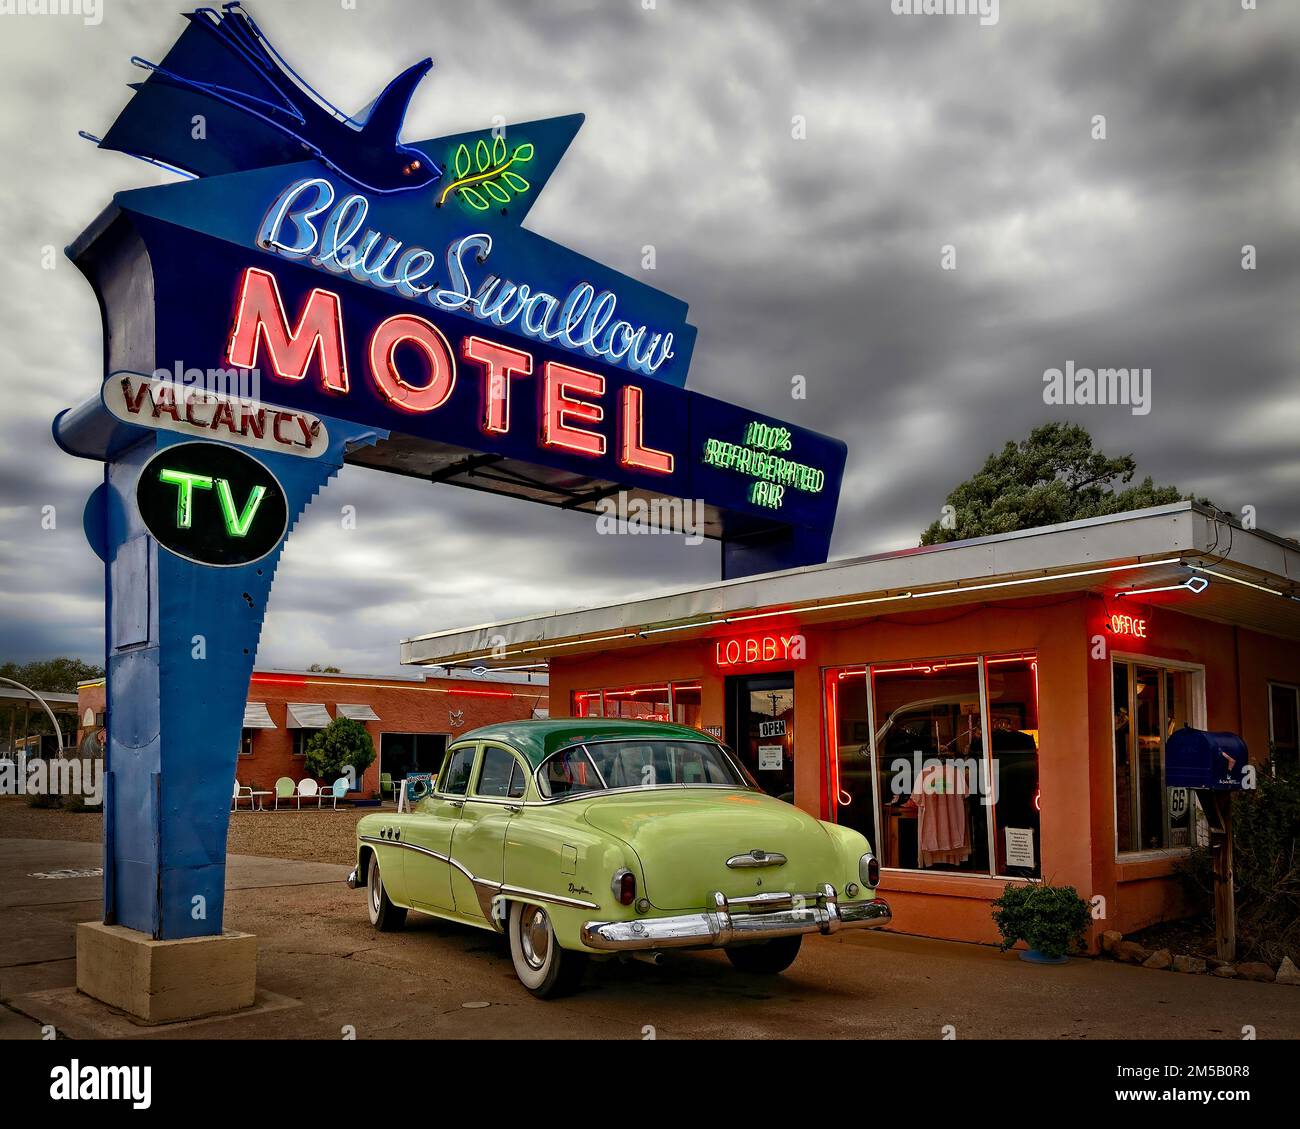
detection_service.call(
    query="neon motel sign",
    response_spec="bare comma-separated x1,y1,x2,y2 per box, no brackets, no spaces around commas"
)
224,263,676,473
53,2,847,947
258,177,677,379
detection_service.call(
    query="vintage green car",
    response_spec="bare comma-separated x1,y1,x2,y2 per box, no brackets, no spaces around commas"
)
348,718,891,997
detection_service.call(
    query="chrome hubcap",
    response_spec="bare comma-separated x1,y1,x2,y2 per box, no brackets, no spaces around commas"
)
370,866,381,913
520,905,550,970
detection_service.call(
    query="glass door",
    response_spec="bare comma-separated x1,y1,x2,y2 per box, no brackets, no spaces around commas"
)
726,673,795,802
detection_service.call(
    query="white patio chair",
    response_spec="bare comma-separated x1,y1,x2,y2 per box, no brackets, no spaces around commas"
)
297,778,321,808
232,779,255,812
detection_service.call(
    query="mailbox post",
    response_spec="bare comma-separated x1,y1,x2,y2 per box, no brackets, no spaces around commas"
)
1166,727,1250,962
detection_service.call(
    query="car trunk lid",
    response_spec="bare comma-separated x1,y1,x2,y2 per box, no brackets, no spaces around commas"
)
582,789,838,911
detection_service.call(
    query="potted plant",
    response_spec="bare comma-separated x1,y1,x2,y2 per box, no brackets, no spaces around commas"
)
992,880,1091,964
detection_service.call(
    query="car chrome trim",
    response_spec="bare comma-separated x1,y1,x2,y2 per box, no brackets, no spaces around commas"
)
346,867,361,889
358,836,599,913
499,883,600,911
580,890,892,951
726,849,787,869
529,783,760,807
360,833,447,863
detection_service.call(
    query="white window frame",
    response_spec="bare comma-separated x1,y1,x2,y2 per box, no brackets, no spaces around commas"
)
1267,681,1300,771
1110,652,1207,862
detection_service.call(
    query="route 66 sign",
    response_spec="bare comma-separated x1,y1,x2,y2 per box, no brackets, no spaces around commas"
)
1168,787,1190,822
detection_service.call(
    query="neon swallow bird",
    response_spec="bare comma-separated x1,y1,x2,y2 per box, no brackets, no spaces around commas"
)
91,2,441,194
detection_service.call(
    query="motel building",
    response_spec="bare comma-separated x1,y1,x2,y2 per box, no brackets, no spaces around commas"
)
78,667,547,799
400,502,1300,950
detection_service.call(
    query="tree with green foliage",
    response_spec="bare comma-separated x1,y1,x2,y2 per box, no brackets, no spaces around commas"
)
0,657,104,747
303,716,375,785
0,657,104,694
920,423,1205,546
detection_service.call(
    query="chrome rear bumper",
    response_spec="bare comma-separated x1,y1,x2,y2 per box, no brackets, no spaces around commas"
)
580,885,891,951
346,867,361,889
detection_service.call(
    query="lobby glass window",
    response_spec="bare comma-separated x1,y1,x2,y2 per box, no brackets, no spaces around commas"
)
872,658,988,874
671,682,702,727
826,667,875,848
570,682,704,728
603,684,671,720
572,690,603,718
984,653,1041,878
1114,660,1196,853
292,729,319,758
1269,683,1300,774
826,651,1041,878
239,729,255,757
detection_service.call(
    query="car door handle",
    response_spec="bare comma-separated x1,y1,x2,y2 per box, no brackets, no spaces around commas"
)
449,800,464,809
505,805,521,814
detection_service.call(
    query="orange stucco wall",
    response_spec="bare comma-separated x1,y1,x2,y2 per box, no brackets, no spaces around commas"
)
548,594,1300,950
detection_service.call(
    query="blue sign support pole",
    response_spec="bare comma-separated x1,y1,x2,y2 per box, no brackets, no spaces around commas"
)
58,410,383,939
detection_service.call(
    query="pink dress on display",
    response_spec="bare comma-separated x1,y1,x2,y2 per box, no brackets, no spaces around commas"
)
912,760,972,868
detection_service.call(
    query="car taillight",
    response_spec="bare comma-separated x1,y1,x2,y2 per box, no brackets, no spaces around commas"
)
860,853,880,889
612,868,636,906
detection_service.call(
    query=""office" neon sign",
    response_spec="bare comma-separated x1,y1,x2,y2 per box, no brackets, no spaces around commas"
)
1108,613,1148,639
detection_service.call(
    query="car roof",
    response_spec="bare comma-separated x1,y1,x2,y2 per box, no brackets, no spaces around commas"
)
450,718,718,768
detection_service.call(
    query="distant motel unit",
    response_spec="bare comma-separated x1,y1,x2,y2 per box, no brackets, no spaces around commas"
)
79,668,548,797
400,503,1300,950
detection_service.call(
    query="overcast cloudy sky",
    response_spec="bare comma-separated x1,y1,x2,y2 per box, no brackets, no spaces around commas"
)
0,0,1296,674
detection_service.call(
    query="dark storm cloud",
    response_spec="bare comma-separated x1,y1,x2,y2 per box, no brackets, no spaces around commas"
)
1,0,1296,672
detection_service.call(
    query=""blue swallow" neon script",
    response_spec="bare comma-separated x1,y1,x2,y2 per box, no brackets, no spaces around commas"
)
257,177,676,378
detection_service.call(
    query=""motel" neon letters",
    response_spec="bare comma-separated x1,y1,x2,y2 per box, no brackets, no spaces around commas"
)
226,265,673,474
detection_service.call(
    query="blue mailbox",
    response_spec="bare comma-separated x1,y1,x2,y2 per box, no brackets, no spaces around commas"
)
1165,726,1249,790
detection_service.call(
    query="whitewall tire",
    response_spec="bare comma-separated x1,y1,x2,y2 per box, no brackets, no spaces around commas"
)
507,900,587,998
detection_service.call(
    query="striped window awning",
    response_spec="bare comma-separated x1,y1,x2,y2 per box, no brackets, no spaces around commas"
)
337,703,380,722
285,703,332,729
243,701,276,730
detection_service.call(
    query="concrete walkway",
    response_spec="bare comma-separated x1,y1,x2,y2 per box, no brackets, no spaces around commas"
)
2,838,1297,1040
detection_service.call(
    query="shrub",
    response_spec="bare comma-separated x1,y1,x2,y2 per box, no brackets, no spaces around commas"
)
1178,766,1300,965
992,880,1092,959
304,717,375,786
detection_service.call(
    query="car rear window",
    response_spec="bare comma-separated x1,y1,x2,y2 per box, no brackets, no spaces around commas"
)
536,740,753,798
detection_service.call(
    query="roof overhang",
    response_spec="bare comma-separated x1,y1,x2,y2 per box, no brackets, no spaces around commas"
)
400,503,1300,669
